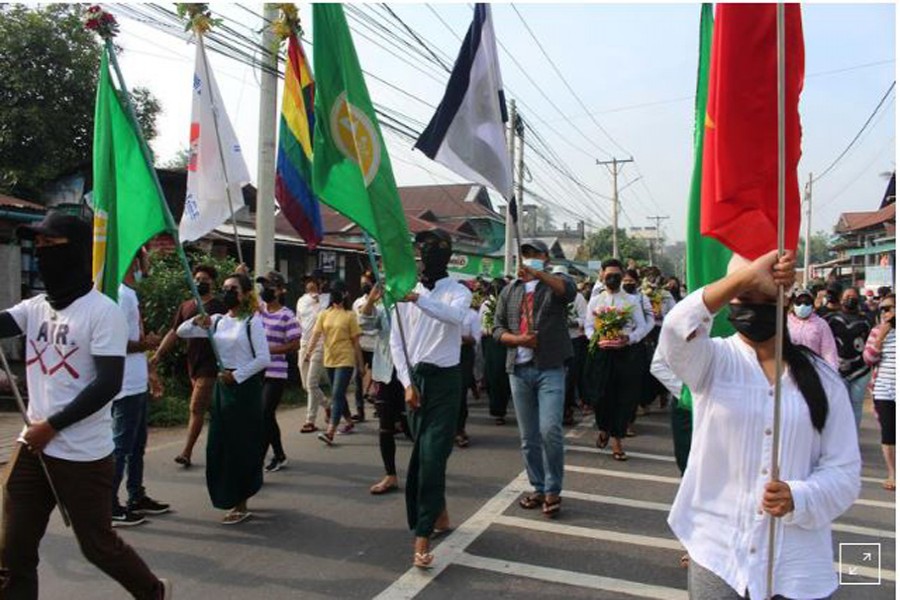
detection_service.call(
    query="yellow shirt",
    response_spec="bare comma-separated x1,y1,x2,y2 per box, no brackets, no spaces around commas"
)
314,307,362,368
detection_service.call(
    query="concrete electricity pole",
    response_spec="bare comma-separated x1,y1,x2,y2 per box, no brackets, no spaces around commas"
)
803,172,813,286
504,100,517,275
254,3,278,276
596,157,634,258
647,215,669,267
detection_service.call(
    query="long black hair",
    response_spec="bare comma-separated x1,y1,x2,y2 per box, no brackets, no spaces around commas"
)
782,328,829,432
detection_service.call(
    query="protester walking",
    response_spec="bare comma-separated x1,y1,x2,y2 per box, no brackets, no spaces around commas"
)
456,299,480,447
257,272,301,473
864,293,896,491
825,286,872,429
583,258,653,461
304,280,364,446
390,229,470,569
177,273,270,525
480,278,511,424
112,257,169,527
556,265,587,426
0,212,171,599
787,288,838,369
493,240,576,518
151,264,227,468
657,250,860,600
296,276,329,433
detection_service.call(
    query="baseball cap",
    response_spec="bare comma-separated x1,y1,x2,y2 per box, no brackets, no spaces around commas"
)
521,239,549,255
551,265,568,275
17,210,91,244
256,271,286,287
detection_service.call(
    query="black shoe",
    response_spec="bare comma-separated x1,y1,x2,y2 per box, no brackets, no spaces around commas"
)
128,496,171,516
112,507,147,527
351,412,365,423
265,457,287,472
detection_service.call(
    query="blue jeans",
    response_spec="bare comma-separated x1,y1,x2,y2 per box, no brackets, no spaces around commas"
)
327,367,354,428
112,392,148,508
846,372,871,431
508,364,566,496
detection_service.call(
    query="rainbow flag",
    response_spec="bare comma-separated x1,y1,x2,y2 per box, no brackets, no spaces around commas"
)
275,33,323,248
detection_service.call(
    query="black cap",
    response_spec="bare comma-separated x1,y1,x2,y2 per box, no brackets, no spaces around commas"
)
256,270,286,287
17,210,91,244
520,239,549,255
414,228,452,247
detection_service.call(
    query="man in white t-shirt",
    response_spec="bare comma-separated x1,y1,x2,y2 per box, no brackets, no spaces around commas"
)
111,256,169,527
0,212,169,599
297,275,330,432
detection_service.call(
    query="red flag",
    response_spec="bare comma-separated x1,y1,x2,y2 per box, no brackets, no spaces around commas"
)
700,4,804,260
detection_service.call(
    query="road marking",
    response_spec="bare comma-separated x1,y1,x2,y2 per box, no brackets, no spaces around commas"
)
837,563,895,582
454,552,688,600
373,473,530,600
565,419,592,439
567,445,677,463
494,515,684,550
854,498,895,509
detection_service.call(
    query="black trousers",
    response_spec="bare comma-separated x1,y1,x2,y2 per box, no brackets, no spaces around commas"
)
458,344,475,433
482,336,511,417
565,335,588,410
262,378,286,460
376,370,409,476
583,344,643,439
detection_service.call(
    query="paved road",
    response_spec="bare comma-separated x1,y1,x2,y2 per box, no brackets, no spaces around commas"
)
4,394,895,599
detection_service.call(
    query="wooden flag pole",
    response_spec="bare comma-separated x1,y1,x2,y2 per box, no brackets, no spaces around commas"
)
766,4,787,598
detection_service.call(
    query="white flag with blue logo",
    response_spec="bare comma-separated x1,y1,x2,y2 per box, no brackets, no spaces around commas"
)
180,40,250,243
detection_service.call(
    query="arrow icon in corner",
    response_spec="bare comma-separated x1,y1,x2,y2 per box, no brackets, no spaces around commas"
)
848,566,859,576
863,552,873,561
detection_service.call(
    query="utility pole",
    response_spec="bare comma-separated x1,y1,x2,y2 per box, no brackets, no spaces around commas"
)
596,157,634,258
254,3,278,276
647,215,669,267
504,100,517,275
803,172,813,286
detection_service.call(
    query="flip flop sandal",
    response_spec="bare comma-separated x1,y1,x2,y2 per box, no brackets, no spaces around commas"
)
222,511,251,525
883,480,896,491
413,552,434,569
174,455,192,468
300,423,318,434
596,431,610,449
680,554,690,569
542,496,562,517
317,432,335,446
612,451,628,462
370,480,398,495
518,492,545,510
431,527,453,540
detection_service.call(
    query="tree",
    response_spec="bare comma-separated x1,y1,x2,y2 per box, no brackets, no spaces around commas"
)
577,227,651,264
798,230,833,266
0,5,161,200
162,146,191,170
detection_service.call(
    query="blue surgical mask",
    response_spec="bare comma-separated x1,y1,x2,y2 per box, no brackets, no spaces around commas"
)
523,258,545,271
793,304,813,319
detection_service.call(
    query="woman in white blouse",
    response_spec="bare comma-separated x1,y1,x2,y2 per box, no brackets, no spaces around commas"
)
177,273,270,525
656,250,860,600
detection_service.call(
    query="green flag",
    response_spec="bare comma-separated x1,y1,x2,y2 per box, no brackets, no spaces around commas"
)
680,4,733,410
92,45,170,302
311,4,417,303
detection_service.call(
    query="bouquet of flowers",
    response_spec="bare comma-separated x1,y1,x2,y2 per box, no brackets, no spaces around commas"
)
481,294,498,333
642,283,665,319
589,305,633,352
84,5,119,39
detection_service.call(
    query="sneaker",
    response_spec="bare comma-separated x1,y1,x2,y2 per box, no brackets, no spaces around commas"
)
337,423,355,435
112,507,146,527
157,578,173,600
129,496,171,516
265,457,287,472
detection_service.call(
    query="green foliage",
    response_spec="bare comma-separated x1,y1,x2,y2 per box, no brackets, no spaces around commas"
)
0,4,162,200
798,230,834,266
578,227,651,264
162,146,191,170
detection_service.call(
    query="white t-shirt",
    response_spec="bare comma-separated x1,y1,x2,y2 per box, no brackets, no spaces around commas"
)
353,295,378,353
8,290,127,461
115,284,148,399
516,280,540,365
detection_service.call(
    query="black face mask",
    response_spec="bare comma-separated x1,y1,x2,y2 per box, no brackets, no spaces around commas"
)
727,303,778,342
260,288,277,303
36,244,92,310
222,289,240,309
420,242,451,290
604,274,622,291
196,282,211,297
622,283,637,295
842,298,859,312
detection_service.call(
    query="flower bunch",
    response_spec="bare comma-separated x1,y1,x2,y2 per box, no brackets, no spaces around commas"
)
643,283,665,319
176,3,220,34
272,3,301,41
481,294,498,333
589,305,633,351
84,5,119,39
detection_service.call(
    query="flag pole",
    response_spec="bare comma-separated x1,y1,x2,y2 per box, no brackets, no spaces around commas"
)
0,345,71,527
196,33,246,266
103,39,224,371
766,4,787,598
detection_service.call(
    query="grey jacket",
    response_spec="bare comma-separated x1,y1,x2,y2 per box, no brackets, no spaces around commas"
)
492,274,577,373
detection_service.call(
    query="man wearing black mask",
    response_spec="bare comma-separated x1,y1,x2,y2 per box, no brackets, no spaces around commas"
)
0,211,170,598
825,286,871,429
816,282,843,317
390,229,471,569
152,264,226,467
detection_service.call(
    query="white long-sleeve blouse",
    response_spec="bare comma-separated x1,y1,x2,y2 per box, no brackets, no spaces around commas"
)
176,313,270,384
656,289,860,600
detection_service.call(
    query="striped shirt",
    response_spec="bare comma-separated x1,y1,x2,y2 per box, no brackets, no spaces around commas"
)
864,325,895,402
259,305,301,379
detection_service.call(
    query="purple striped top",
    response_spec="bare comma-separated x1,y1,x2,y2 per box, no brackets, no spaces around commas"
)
259,305,302,379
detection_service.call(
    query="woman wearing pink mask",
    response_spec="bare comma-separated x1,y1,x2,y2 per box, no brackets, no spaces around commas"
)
787,288,838,370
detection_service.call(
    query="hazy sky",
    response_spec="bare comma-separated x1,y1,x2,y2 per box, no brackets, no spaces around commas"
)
110,2,896,244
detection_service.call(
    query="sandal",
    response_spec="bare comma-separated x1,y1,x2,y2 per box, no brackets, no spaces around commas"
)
680,554,690,569
495,417,506,426
174,455,191,468
431,526,453,540
317,431,334,446
542,496,561,517
222,511,251,525
518,492,545,510
596,430,609,449
300,422,318,434
413,551,434,569
455,433,469,448
369,479,398,495
883,480,896,491
612,451,628,462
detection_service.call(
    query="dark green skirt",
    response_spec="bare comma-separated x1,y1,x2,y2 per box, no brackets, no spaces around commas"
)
207,374,264,509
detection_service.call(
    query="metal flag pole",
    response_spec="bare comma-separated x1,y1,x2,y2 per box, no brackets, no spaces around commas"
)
0,345,71,528
766,4,787,598
196,33,245,266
